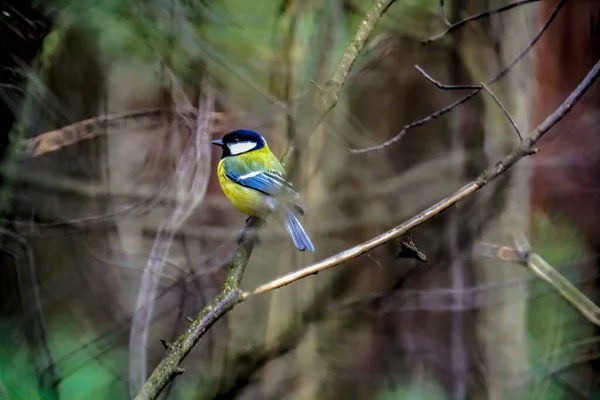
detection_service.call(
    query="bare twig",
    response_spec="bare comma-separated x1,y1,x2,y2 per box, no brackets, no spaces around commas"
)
414,65,481,90
528,252,600,327
490,0,566,85
439,0,452,27
316,0,396,115
246,58,600,296
474,242,524,262
351,0,566,154
350,89,479,153
475,241,600,327
480,81,523,140
134,1,397,399
424,0,541,44
129,83,215,394
20,108,226,157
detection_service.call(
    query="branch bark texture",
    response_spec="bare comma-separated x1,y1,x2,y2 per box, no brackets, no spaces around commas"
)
317,0,395,114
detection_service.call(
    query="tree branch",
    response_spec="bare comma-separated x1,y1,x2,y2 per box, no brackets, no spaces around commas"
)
317,0,396,115
438,0,452,27
414,65,481,90
244,58,600,296
133,1,397,399
134,289,244,400
351,0,566,154
424,0,541,45
528,252,600,326
480,81,523,140
475,241,600,327
20,108,227,157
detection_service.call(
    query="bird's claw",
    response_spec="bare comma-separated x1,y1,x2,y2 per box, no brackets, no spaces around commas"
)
238,217,261,245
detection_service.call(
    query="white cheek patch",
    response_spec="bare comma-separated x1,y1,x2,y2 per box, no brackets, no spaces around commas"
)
228,141,257,155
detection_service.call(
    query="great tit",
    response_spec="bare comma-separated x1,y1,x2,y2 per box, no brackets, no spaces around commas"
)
212,129,315,252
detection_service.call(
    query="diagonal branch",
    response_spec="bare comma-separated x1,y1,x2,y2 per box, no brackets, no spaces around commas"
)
414,65,481,90
480,81,523,140
424,0,541,45
20,108,226,157
475,242,600,327
438,0,452,27
244,58,600,296
527,252,600,327
133,1,397,399
316,0,395,115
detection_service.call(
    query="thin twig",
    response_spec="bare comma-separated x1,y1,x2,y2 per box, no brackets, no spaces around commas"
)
476,241,600,327
414,65,481,90
20,108,226,157
439,0,452,27
424,0,541,44
480,81,523,140
129,83,215,394
350,90,479,153
351,0,566,154
491,0,567,85
133,1,397,399
245,58,600,296
316,0,396,115
528,252,600,327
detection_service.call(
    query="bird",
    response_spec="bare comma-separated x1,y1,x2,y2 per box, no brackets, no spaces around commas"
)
212,129,315,252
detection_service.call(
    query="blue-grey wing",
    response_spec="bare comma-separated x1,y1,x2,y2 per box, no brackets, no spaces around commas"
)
226,170,299,199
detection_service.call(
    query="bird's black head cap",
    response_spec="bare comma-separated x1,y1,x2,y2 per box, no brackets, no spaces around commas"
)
212,129,266,158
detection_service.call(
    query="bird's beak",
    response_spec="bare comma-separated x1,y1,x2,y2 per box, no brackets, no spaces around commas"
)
211,139,224,147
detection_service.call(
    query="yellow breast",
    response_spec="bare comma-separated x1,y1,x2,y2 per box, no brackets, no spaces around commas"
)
217,160,268,216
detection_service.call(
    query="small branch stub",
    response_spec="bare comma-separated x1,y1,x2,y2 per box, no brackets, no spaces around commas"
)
318,81,341,114
396,234,427,262
160,339,173,350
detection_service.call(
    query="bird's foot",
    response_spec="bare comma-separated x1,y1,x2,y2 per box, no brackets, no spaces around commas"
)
238,217,261,245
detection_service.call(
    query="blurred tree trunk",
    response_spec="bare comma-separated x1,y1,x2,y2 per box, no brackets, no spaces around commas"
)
0,2,55,398
532,0,600,257
530,0,600,396
5,19,113,399
469,1,536,397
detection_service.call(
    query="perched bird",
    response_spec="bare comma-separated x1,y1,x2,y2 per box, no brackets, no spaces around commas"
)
212,129,315,252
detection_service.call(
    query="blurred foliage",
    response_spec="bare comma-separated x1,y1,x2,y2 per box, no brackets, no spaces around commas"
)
0,315,126,399
29,0,439,105
377,378,447,400
525,211,595,399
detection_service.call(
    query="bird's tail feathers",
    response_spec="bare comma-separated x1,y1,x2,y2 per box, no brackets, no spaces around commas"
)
278,194,306,216
274,203,314,252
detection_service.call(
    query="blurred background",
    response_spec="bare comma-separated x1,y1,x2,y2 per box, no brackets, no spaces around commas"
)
1,0,599,398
